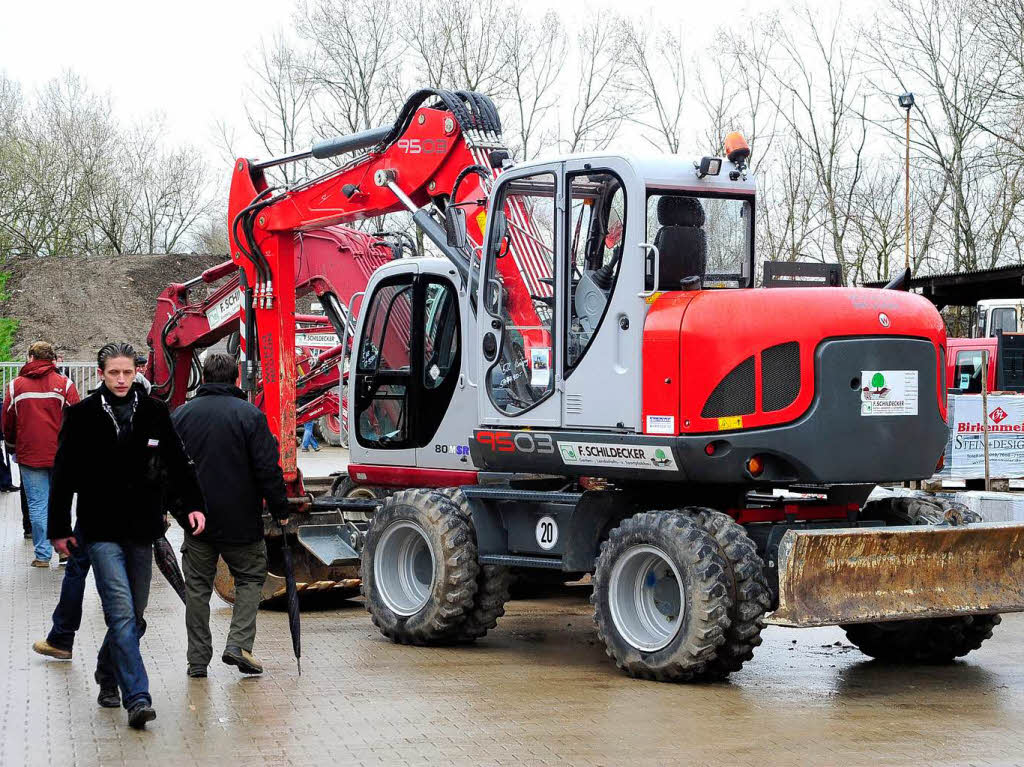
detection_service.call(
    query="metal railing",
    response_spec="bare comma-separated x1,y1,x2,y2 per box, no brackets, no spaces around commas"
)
0,362,102,397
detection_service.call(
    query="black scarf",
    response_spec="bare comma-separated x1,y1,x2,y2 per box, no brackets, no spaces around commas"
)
100,384,137,443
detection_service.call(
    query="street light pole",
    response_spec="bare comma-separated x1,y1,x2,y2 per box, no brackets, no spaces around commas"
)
898,92,915,272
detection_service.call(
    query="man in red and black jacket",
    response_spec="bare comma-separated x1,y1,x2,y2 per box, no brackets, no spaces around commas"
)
2,341,79,566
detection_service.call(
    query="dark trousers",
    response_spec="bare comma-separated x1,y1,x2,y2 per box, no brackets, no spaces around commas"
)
0,444,12,488
20,484,30,535
47,526,92,651
88,541,153,709
182,537,267,666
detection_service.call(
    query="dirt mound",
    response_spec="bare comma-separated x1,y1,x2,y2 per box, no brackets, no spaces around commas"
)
2,254,228,361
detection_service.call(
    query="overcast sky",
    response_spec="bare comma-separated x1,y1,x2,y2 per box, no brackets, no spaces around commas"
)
2,0,855,163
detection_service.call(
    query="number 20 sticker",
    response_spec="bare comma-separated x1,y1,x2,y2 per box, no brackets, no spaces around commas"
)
536,516,558,550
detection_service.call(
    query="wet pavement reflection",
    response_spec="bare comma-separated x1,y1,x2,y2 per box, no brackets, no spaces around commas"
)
3,496,1023,766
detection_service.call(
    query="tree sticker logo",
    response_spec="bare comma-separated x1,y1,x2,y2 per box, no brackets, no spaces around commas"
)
862,372,891,400
990,407,1008,424
651,448,671,467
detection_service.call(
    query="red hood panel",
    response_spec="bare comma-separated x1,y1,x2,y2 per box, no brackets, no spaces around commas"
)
20,359,57,378
642,287,946,435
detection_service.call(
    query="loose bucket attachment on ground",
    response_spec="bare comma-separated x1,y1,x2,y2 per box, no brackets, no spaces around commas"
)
768,522,1024,627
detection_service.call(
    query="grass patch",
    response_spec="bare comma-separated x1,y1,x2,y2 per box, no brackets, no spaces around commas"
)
0,272,18,362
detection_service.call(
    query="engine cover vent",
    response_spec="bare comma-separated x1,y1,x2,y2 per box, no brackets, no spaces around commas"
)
761,342,800,411
702,356,756,418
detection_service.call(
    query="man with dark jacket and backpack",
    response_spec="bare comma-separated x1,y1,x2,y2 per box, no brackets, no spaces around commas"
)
3,341,79,566
172,353,290,678
48,342,206,729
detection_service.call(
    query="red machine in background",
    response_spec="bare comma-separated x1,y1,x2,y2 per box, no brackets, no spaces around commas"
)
144,226,401,442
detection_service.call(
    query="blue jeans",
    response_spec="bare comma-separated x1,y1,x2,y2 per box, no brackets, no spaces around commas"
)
88,541,153,709
21,466,52,561
301,420,319,450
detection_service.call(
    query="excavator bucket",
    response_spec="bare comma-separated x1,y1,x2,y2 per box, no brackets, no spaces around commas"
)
768,522,1024,627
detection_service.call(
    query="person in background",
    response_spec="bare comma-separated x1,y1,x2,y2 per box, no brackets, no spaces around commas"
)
134,354,152,394
48,342,206,729
300,419,320,452
2,341,79,567
0,392,18,493
172,353,290,678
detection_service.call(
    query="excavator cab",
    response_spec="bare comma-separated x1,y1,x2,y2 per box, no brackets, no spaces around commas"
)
476,155,756,433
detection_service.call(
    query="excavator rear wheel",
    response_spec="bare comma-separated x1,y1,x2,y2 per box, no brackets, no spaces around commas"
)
686,508,770,678
842,495,1000,662
592,511,732,682
843,615,1002,663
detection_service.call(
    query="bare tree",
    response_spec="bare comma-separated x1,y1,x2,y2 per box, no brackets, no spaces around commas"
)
497,9,565,160
561,19,632,153
756,136,822,265
244,31,315,183
760,7,869,281
703,26,779,170
623,22,687,152
402,0,508,94
865,0,1016,272
296,0,405,138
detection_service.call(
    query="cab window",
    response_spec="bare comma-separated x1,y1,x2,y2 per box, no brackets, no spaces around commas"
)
991,308,1017,336
954,350,985,393
484,171,557,415
566,171,625,371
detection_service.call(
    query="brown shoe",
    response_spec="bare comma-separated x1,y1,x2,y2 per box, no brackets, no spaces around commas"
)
222,646,263,675
33,639,72,660
30,559,50,568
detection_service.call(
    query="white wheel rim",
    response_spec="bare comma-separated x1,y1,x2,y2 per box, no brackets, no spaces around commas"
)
608,544,684,652
374,520,435,616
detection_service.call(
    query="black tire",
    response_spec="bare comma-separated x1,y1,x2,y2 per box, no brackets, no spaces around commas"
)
862,491,982,526
318,413,344,447
592,511,732,682
843,494,998,662
688,508,770,678
431,488,513,642
843,615,1002,663
331,475,392,521
361,489,479,645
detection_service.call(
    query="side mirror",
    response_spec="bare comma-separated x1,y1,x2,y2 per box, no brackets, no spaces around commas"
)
444,206,468,249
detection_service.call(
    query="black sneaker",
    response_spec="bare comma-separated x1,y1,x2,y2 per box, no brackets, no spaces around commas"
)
187,664,207,678
222,646,263,675
127,704,156,729
95,670,120,708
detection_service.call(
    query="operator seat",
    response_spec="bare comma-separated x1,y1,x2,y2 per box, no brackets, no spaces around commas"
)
652,196,706,290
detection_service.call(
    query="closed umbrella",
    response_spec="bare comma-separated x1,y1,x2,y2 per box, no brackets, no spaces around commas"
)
154,534,187,604
279,521,302,675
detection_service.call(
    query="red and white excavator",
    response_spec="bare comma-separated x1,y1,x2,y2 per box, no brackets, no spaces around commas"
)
224,87,1024,682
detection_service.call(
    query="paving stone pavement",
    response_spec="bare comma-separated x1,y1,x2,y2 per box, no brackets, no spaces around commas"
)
3,487,1024,767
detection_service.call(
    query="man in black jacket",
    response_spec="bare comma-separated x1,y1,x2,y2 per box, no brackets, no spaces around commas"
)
49,343,206,730
172,353,289,678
